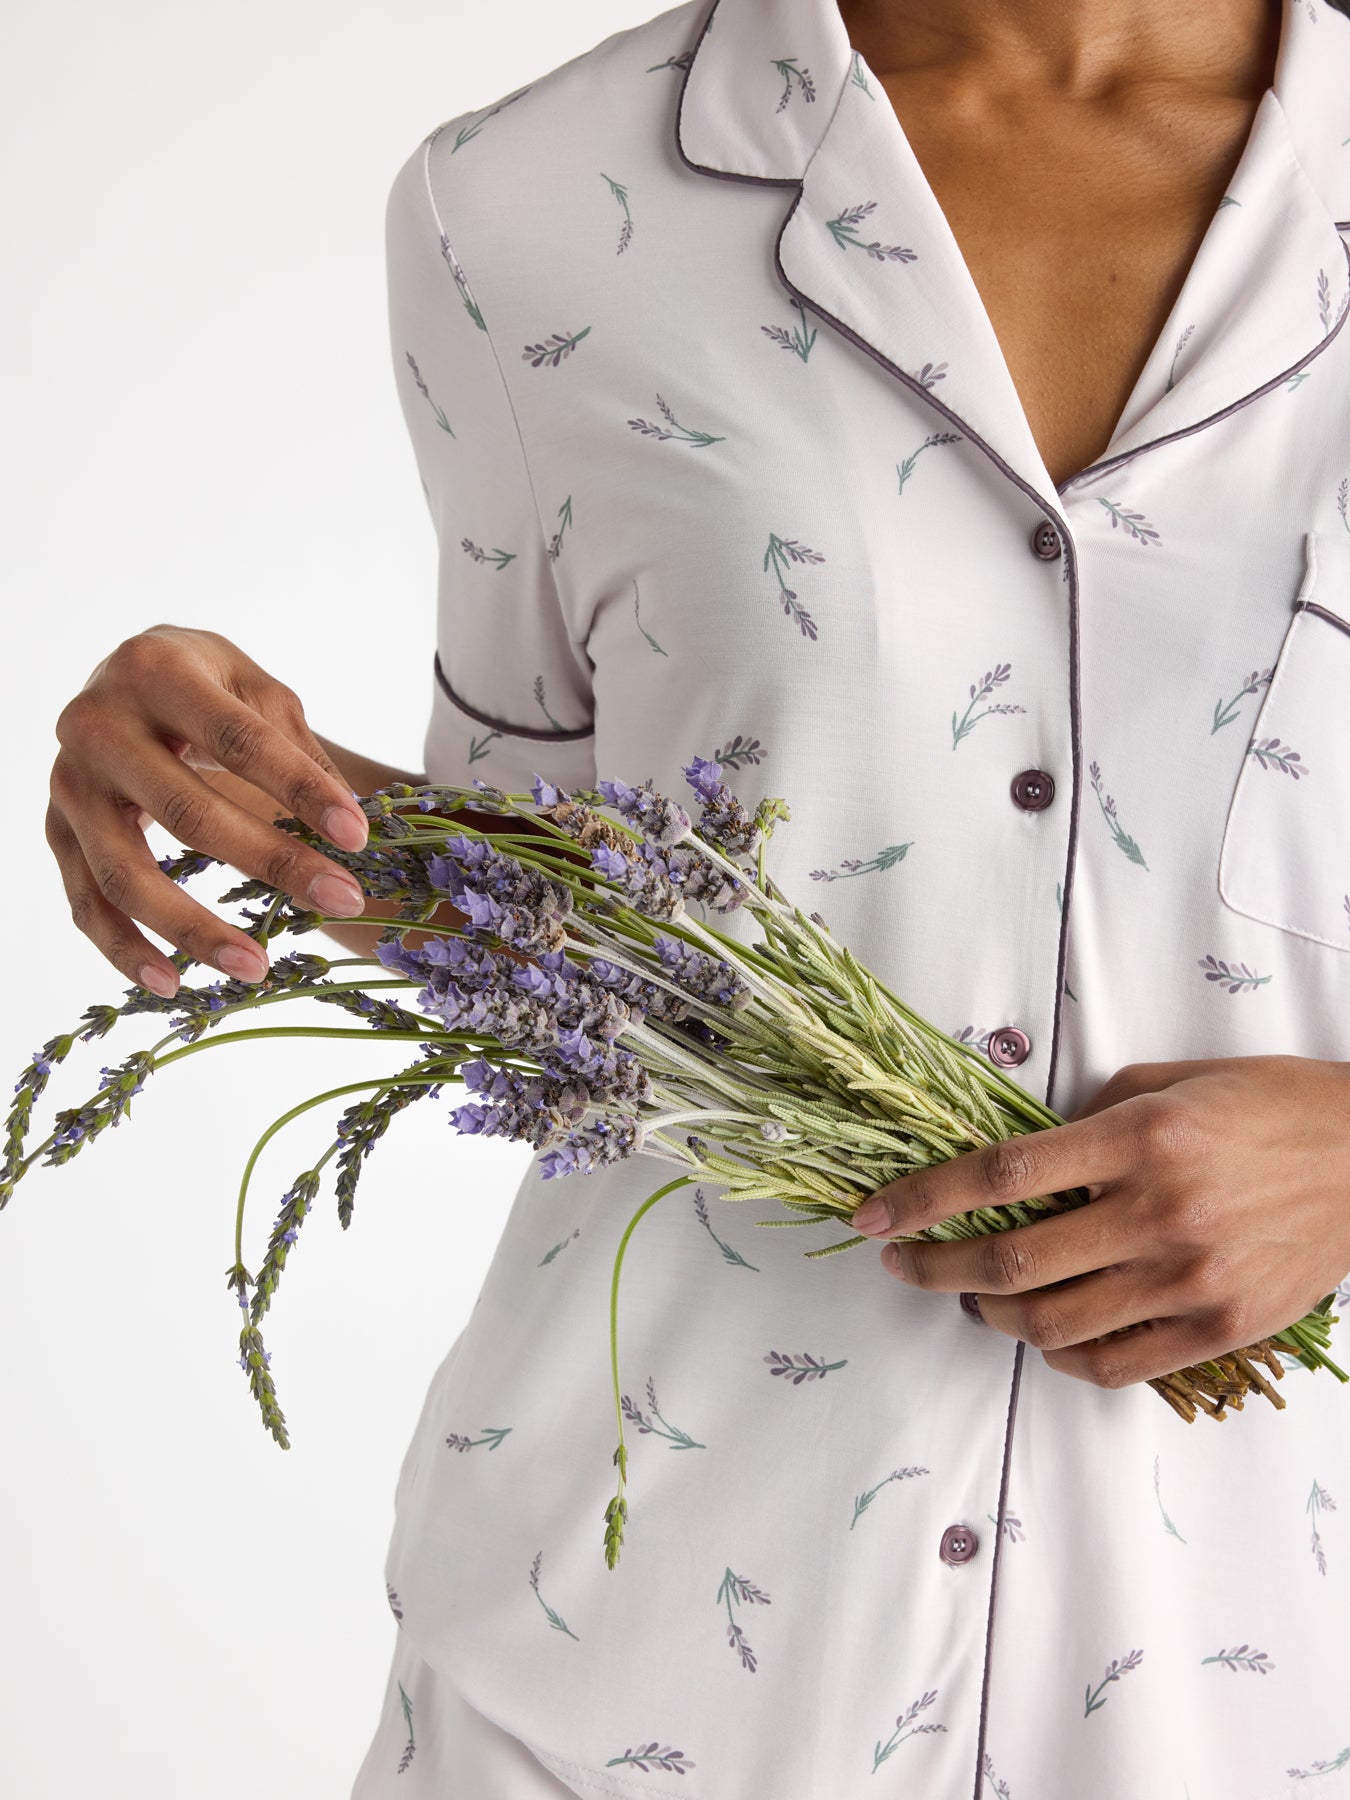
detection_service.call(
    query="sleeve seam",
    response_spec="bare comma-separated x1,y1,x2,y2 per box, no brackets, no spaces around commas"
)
416,135,585,684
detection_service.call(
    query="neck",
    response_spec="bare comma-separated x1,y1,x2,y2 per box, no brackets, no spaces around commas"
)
833,0,1280,100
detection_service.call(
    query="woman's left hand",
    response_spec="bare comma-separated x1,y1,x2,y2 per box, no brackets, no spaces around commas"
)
848,1055,1350,1388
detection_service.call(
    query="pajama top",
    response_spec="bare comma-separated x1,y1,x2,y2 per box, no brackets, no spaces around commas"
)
377,0,1350,1794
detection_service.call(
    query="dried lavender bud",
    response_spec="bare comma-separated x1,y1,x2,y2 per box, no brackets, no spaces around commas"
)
38,1049,155,1168
538,1112,644,1178
681,755,763,857
596,777,692,847
311,987,429,1036
333,1080,435,1228
237,1323,289,1448
590,841,685,922
665,843,749,912
249,1170,321,1326
651,934,751,1009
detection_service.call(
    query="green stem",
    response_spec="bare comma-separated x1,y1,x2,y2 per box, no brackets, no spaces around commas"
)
142,977,441,1061
232,1071,453,1266
153,1025,446,1073
608,1174,695,1559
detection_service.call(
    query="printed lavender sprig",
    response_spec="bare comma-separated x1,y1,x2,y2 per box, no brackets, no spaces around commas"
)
825,200,917,263
529,1550,580,1641
761,296,818,361
1308,1478,1336,1575
1198,955,1271,996
7,760,1344,1582
1247,737,1309,777
1200,1644,1275,1674
627,394,725,447
1098,497,1161,546
772,56,816,110
851,1464,930,1531
1084,1648,1144,1717
396,1681,415,1774
716,1567,771,1672
951,663,1026,749
763,1349,847,1383
1088,760,1149,867
897,430,962,497
1211,667,1272,734
872,1689,947,1771
693,1185,759,1270
763,531,824,639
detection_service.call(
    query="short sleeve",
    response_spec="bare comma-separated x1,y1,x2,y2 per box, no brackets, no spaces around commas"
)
384,132,597,796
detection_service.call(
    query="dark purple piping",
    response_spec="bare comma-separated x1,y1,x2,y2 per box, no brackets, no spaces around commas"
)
433,650,595,740
1056,235,1350,495
1296,598,1350,638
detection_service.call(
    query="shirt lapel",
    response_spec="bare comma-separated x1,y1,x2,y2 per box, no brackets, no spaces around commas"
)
677,0,1350,505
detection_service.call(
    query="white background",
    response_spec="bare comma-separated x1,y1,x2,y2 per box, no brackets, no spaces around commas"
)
0,2,641,1792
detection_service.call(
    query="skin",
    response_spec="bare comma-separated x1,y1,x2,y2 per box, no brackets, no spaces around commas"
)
45,2,1342,1393
835,0,1281,487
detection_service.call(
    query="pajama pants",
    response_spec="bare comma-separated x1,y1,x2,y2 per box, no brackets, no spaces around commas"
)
350,1626,580,1798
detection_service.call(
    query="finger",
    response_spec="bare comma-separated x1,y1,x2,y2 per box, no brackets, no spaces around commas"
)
850,1106,1140,1239
1060,1059,1222,1124
1038,1301,1254,1392
878,1184,1134,1293
46,802,196,996
147,679,368,854
970,1262,1168,1353
51,776,269,986
56,737,368,940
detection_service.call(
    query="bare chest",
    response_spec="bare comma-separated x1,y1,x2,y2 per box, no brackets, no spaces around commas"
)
882,86,1265,488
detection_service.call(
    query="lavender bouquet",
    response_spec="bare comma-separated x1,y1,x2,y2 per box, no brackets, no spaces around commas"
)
5,761,1344,1568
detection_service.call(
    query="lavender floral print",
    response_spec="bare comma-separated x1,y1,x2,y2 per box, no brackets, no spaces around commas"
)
365,2,1350,1795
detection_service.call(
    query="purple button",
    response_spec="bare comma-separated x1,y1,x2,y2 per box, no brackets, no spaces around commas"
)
939,1523,979,1566
959,1291,984,1321
1010,769,1055,812
988,1026,1031,1068
1030,520,1062,560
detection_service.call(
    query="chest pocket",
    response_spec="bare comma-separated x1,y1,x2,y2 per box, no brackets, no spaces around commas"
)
1217,529,1350,951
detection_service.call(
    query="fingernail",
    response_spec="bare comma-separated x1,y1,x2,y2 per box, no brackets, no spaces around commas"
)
217,944,268,982
850,1196,888,1235
310,873,365,917
323,806,367,852
138,962,178,999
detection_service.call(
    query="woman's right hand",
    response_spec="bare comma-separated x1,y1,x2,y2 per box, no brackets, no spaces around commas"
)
46,624,371,1000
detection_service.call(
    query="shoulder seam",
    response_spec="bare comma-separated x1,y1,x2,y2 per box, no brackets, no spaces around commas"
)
416,133,574,634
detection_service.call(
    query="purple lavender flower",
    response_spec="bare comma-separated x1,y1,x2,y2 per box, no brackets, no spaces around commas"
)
680,757,761,858
421,833,574,953
651,934,751,1009
531,773,568,809
539,1114,644,1177
597,777,692,847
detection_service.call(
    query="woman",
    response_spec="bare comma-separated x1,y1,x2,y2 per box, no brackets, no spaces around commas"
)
44,0,1350,1794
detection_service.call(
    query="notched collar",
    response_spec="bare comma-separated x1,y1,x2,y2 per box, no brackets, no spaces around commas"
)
676,0,1350,505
